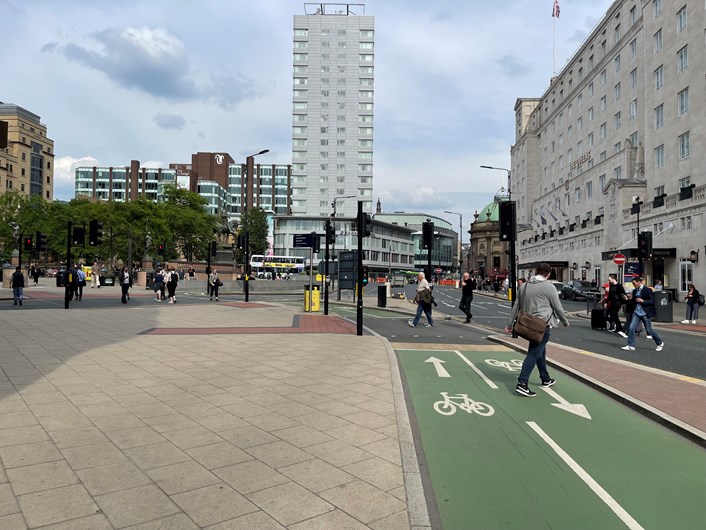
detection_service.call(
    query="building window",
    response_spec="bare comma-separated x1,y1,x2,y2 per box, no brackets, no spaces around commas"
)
614,82,621,100
614,111,621,130
654,145,665,169
676,5,687,32
614,166,622,179
653,0,662,17
654,104,664,128
653,29,663,52
600,95,606,111
654,65,664,89
630,99,638,119
600,122,606,139
630,6,637,24
678,131,690,159
600,69,606,86
630,68,637,87
678,87,689,115
614,54,621,72
588,107,594,121
614,141,621,153
677,45,688,71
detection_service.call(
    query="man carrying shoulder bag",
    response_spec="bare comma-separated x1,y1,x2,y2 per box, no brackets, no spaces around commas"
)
504,263,570,397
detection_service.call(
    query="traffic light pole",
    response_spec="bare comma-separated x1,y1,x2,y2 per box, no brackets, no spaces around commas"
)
324,219,330,315
356,201,364,336
65,221,73,309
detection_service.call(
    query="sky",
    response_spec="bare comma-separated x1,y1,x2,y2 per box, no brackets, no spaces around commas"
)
1,0,614,236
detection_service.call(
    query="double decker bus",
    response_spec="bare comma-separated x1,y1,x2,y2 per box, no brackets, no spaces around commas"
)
250,255,305,277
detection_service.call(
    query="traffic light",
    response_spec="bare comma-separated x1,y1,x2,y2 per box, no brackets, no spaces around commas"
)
36,232,48,252
23,236,33,252
72,227,85,246
210,241,218,257
158,243,165,256
422,221,434,250
312,232,321,253
637,231,653,258
499,201,516,241
362,265,369,286
325,220,335,245
89,220,103,246
236,234,245,250
356,211,372,237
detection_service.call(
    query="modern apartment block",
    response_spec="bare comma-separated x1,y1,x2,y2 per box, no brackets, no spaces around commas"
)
0,102,54,200
75,153,293,218
291,3,374,218
512,0,704,292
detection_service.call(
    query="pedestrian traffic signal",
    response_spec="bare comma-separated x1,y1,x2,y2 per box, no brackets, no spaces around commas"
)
210,241,217,257
72,227,85,246
312,232,321,253
158,243,165,256
499,201,516,242
637,231,653,258
325,219,335,245
362,266,369,286
236,234,245,250
36,232,48,252
356,211,372,237
89,220,103,246
422,221,434,250
24,236,33,251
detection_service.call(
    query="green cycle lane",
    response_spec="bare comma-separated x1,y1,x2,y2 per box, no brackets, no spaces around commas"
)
396,347,706,530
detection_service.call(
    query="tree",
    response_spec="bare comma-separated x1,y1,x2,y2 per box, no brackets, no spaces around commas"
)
246,207,269,256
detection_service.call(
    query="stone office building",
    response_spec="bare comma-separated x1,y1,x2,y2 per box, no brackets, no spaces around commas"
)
511,0,704,293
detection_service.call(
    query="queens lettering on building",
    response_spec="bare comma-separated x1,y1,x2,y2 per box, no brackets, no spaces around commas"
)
570,151,592,171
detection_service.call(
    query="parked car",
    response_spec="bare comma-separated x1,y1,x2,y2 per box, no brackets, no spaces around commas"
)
548,280,564,294
560,280,600,300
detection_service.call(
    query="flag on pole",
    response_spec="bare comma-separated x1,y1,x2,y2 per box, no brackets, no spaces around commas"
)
548,209,558,222
552,0,560,18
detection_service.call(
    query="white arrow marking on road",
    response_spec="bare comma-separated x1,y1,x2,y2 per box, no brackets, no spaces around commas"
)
425,357,451,378
540,386,592,419
454,351,498,389
527,422,644,530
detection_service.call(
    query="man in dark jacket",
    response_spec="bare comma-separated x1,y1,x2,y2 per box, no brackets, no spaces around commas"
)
621,276,664,352
459,272,476,323
606,273,627,337
10,267,25,306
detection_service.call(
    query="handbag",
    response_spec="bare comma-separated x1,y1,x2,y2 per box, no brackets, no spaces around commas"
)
512,283,549,342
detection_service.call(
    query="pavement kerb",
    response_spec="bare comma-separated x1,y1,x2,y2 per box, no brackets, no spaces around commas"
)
487,334,706,449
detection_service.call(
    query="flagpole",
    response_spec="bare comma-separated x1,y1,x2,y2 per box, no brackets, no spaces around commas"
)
553,9,557,75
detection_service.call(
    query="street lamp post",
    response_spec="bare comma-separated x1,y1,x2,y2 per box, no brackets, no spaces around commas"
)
631,196,644,273
481,165,517,306
444,210,463,275
243,149,269,302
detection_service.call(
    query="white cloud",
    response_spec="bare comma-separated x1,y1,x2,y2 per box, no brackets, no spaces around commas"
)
54,155,99,201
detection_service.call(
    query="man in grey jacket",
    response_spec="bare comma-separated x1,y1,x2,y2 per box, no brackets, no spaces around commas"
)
504,263,570,396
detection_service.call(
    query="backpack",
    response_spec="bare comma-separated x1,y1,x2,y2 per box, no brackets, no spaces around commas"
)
171,271,179,285
699,294,705,307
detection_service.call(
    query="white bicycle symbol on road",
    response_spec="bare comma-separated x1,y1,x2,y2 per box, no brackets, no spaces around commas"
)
485,359,524,372
433,392,495,416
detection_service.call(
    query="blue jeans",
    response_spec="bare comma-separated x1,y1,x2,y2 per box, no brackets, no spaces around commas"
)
627,313,662,346
412,302,433,326
518,327,551,386
13,287,23,302
686,303,699,321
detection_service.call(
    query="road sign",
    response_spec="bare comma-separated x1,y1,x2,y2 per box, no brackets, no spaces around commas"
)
613,253,626,265
293,234,313,248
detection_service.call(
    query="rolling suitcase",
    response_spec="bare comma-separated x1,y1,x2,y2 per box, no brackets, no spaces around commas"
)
591,308,607,330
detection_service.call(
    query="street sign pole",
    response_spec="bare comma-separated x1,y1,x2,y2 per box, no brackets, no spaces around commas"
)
324,219,330,315
357,201,364,336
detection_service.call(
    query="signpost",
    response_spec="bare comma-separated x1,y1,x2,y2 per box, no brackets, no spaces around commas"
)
613,253,626,265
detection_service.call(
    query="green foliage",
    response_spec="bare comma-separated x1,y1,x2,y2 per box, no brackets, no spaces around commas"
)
1,187,220,268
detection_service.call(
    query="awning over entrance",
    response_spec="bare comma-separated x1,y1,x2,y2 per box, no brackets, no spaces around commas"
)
518,260,569,270
601,248,676,260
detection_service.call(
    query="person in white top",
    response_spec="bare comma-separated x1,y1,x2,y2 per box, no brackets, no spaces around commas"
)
408,272,434,327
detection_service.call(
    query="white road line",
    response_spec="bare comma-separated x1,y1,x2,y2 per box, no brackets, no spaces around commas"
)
526,422,645,530
454,351,498,389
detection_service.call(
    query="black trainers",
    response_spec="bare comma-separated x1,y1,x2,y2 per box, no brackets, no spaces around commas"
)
515,384,536,397
541,379,555,387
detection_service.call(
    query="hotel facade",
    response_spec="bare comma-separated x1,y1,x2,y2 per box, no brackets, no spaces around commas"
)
512,0,705,293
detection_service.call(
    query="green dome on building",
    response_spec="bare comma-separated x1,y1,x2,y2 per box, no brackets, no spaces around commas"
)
477,201,501,222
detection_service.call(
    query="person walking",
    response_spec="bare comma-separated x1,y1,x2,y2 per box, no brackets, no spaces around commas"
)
119,266,132,304
505,263,570,397
153,267,165,302
621,276,664,352
166,267,178,303
408,271,434,327
682,283,700,324
10,267,25,306
75,266,86,301
458,271,476,323
29,264,40,286
606,273,628,338
208,267,220,301
91,260,101,288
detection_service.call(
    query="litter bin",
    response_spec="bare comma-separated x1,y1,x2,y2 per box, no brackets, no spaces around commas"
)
377,284,387,308
56,270,66,287
304,284,321,312
585,293,601,313
653,290,673,322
